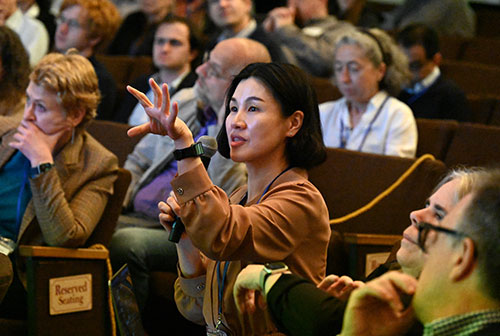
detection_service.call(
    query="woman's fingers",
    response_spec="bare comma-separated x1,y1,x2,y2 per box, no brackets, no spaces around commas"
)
127,123,150,137
127,85,153,108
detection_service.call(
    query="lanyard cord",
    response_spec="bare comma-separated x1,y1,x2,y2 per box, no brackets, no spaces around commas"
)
214,165,293,330
340,95,390,152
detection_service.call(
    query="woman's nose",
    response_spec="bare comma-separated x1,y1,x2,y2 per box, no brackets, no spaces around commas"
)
23,103,35,121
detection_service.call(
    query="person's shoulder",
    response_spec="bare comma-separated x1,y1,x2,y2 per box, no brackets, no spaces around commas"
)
82,130,118,164
432,75,466,96
0,115,21,136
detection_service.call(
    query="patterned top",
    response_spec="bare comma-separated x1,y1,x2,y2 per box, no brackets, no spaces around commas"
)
423,309,500,336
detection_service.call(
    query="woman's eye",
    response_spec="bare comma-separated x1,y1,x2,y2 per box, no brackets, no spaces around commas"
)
248,106,258,112
35,103,46,112
229,105,238,112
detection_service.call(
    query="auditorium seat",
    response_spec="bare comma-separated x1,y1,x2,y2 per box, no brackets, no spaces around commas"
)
307,75,342,104
416,118,458,161
440,60,500,96
467,94,498,125
490,100,500,127
308,148,447,278
460,37,500,67
0,168,131,335
87,119,144,167
439,35,467,60
444,122,500,168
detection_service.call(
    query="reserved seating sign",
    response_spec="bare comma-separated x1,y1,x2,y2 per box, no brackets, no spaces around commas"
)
49,274,93,315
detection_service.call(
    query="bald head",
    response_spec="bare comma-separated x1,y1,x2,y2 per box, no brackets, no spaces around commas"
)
216,38,271,76
194,38,271,111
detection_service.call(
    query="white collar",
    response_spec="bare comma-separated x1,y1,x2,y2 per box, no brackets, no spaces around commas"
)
412,66,440,94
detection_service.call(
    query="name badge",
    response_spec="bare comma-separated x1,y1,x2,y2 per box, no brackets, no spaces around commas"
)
49,274,92,315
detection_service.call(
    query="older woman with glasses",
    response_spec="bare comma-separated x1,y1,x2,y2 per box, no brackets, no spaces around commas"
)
320,28,417,158
0,52,118,313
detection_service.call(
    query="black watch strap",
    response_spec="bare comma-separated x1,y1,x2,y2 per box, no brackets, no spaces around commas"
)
29,163,55,178
173,142,204,161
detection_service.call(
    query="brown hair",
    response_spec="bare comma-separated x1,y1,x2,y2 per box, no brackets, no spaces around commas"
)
60,0,121,52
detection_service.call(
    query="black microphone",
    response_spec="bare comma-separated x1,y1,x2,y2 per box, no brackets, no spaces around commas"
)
168,136,218,243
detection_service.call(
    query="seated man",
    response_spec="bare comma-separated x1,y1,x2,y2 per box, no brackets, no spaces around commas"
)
232,168,484,335
263,0,353,78
109,38,271,315
339,169,500,336
114,16,199,125
1,0,49,66
0,51,118,317
397,23,470,122
54,0,121,121
205,0,285,62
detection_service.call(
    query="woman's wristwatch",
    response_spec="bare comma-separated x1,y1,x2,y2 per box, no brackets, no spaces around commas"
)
29,162,55,178
260,262,289,293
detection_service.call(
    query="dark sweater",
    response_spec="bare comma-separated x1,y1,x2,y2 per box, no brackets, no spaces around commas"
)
398,75,469,122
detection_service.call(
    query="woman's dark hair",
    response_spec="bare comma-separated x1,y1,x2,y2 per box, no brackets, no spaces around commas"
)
0,26,30,107
217,62,326,169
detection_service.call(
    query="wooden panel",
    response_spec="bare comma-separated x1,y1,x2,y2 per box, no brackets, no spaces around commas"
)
19,246,108,260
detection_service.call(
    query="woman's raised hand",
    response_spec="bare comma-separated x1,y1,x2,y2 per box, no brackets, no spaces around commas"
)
126,78,192,143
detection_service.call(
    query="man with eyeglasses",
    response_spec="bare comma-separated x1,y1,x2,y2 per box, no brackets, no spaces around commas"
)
109,38,270,330
396,23,469,122
232,168,485,335
54,0,120,120
1,0,48,66
338,169,500,336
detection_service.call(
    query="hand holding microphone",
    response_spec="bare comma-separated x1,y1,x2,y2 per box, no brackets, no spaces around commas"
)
167,136,218,243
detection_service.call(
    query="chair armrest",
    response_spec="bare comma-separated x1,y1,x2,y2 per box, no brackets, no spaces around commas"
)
19,245,108,260
343,233,402,246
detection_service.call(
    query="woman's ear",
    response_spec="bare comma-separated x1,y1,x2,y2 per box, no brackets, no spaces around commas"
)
377,62,387,82
67,108,86,128
287,110,304,137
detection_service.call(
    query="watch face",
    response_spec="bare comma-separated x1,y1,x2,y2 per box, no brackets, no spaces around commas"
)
265,262,287,271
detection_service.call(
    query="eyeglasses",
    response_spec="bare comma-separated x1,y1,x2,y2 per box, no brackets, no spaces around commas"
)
416,222,469,253
56,16,84,30
201,52,227,79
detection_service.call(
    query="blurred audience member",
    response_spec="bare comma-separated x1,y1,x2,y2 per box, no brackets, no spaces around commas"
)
205,0,285,62
108,0,174,56
381,0,476,38
17,0,56,49
55,0,121,120
1,0,48,66
115,16,199,125
397,24,469,121
0,26,30,117
0,52,118,314
331,0,381,28
174,0,207,38
320,28,417,157
263,0,353,78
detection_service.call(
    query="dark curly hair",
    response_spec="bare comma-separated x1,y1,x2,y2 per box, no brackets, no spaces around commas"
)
0,26,30,112
217,62,326,169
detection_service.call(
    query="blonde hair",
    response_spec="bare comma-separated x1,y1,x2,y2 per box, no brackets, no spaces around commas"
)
30,51,100,129
60,0,121,52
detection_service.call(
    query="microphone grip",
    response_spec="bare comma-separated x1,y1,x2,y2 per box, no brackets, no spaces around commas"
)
168,215,185,243
168,156,212,243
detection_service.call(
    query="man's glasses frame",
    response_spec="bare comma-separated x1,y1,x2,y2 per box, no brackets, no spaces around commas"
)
416,222,469,253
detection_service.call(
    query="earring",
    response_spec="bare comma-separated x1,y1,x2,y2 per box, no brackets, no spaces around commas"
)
71,128,75,144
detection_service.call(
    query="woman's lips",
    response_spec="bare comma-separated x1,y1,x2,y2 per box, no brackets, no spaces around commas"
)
229,134,245,147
